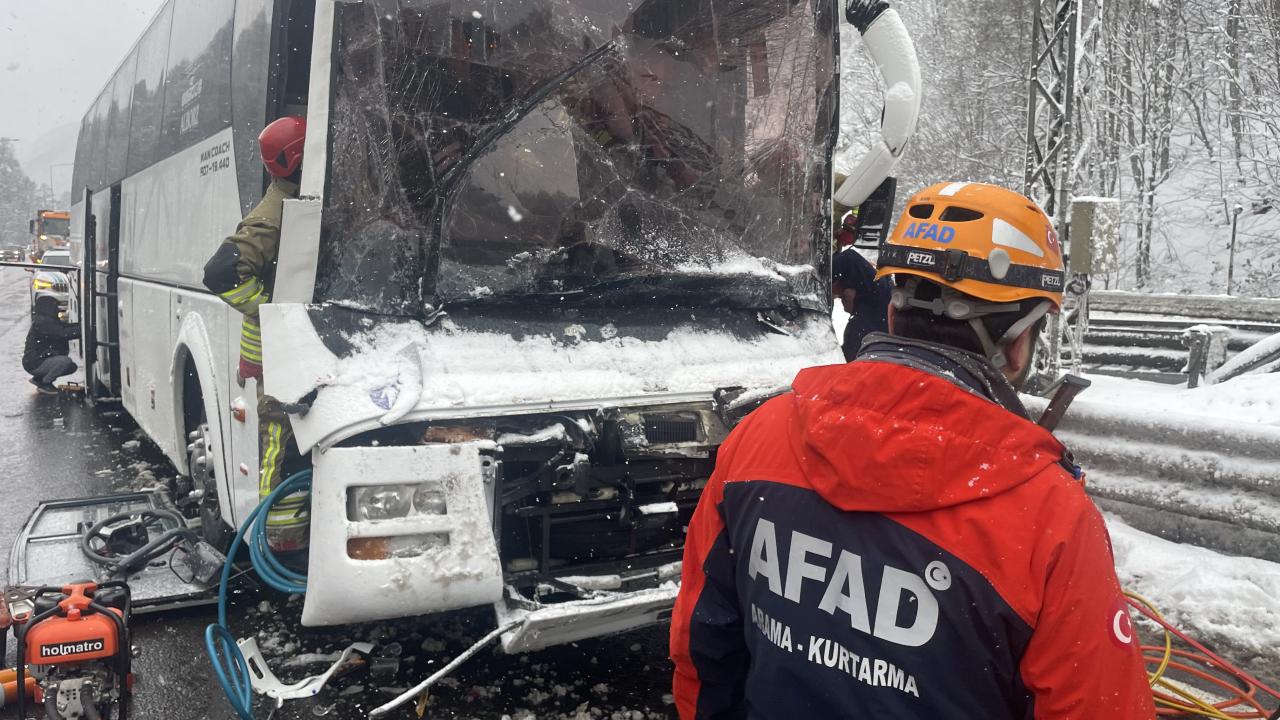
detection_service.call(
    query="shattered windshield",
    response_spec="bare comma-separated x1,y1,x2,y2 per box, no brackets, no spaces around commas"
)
317,0,836,313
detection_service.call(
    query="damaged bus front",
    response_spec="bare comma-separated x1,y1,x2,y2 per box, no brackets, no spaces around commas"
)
260,0,908,650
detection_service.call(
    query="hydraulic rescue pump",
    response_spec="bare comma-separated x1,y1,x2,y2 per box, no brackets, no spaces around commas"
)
11,581,133,720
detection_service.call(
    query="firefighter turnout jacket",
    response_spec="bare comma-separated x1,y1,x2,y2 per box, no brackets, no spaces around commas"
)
201,177,299,378
670,338,1155,719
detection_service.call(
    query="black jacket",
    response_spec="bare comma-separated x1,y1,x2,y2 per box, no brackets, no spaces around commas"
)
832,248,891,360
23,296,79,373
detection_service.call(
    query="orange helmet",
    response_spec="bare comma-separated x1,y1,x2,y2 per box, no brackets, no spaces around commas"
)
876,182,1066,368
875,182,1065,309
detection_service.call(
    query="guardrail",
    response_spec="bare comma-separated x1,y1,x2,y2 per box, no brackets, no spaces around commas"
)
1032,396,1280,563
1078,291,1280,382
1090,290,1280,324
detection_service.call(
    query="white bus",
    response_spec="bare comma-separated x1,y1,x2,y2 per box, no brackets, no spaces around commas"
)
67,0,918,650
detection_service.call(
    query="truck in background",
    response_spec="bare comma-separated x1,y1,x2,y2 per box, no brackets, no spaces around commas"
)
28,209,71,260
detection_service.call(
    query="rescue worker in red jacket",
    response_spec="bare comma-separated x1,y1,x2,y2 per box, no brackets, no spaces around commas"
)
202,116,308,550
670,182,1154,719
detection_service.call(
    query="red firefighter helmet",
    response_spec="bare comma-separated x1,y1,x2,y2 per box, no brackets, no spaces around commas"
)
259,116,307,178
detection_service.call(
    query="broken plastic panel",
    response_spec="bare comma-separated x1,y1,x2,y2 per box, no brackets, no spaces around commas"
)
315,0,838,314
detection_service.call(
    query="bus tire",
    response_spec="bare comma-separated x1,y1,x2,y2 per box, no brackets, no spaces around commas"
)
188,421,232,551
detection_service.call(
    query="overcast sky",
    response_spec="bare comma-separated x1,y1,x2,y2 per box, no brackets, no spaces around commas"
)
1,0,165,146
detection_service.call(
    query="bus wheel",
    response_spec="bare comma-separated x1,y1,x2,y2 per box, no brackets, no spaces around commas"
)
188,422,232,551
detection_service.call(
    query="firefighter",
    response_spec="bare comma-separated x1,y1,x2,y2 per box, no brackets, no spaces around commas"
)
202,116,308,551
670,183,1155,719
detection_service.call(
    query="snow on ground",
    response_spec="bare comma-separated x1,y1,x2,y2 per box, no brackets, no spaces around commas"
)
1082,372,1280,425
1108,515,1280,668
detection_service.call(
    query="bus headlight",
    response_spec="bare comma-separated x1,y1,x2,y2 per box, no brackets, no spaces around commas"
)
348,485,413,521
348,483,448,521
412,485,448,515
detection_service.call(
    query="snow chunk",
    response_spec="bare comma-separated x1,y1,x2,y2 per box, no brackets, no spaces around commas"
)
558,575,623,591
496,424,570,446
885,80,916,103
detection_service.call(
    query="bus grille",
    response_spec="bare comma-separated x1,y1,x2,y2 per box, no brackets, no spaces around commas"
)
642,415,700,444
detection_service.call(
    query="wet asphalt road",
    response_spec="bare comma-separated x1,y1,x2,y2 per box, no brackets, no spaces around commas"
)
0,268,677,720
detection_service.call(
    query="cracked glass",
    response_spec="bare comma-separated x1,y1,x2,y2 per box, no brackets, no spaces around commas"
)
317,0,836,314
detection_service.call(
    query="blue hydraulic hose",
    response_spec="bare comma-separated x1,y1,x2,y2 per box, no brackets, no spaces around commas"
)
205,469,313,720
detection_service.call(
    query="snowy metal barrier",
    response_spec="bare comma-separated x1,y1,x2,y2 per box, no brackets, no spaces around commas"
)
1208,330,1280,385
1028,396,1280,563
1080,292,1280,382
1091,291,1280,323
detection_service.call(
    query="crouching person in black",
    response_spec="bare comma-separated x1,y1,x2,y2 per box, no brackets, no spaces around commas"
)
24,295,79,394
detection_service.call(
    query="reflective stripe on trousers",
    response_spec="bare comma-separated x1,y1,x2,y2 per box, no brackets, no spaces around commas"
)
257,385,309,547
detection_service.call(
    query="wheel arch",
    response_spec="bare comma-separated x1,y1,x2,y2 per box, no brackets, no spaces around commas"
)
171,312,233,525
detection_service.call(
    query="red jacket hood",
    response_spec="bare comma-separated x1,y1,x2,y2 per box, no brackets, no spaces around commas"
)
787,360,1068,513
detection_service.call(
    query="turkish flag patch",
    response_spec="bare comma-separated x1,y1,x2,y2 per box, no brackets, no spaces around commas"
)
1109,596,1138,648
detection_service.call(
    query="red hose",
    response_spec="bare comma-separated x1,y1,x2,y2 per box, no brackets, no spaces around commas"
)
1127,597,1280,719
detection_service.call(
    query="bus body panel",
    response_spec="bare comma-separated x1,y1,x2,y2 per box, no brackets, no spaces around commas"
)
119,127,243,290
260,303,842,454
273,198,324,304
119,278,179,464
68,202,85,265
114,122,259,533
301,443,505,626
117,279,136,410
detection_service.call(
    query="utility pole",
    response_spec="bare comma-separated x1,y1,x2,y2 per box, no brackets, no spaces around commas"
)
1227,204,1242,295
47,162,74,205
1023,0,1081,389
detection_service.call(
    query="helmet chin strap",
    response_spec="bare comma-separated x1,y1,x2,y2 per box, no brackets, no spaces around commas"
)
969,300,1051,369
891,278,1053,369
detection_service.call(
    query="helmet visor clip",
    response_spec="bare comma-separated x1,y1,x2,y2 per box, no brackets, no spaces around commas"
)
941,249,968,282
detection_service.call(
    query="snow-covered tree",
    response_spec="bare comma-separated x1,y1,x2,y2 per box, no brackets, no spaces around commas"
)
0,138,41,251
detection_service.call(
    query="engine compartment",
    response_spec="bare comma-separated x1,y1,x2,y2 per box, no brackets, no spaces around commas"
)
335,389,777,594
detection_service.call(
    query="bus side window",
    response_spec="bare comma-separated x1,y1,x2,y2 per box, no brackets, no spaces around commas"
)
158,0,236,158
282,0,315,110
127,2,174,176
232,0,276,209
104,53,137,184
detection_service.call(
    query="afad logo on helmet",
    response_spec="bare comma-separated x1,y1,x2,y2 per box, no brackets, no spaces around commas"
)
899,222,956,244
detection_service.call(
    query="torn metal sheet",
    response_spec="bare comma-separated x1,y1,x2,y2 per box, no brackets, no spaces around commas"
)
495,583,679,654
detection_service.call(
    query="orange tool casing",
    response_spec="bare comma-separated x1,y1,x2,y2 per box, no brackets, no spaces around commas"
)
22,584,121,666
